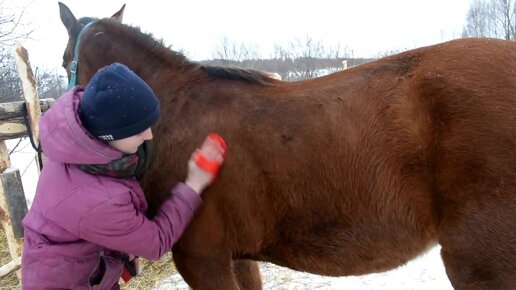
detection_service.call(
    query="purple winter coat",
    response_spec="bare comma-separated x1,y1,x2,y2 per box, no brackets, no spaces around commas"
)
21,87,201,289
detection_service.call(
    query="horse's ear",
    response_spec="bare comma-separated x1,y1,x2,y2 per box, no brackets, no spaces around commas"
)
110,4,125,22
58,2,79,34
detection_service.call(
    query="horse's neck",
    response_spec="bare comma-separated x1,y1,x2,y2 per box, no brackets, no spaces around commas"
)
81,23,195,85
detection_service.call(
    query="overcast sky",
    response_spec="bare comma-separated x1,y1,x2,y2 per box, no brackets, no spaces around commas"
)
6,0,473,72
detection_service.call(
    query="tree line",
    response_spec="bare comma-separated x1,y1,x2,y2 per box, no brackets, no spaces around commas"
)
204,35,373,81
0,0,514,103
462,0,515,40
0,1,65,103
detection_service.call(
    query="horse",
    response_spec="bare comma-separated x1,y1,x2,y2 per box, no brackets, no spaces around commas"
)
58,3,516,290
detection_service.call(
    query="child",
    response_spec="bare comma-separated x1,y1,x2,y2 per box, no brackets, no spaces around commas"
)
21,62,225,289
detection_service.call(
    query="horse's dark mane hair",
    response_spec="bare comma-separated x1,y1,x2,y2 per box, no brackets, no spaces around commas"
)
95,18,276,85
200,66,277,85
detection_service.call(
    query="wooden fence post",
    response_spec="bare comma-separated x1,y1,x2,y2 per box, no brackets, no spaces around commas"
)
16,43,43,171
0,161,27,253
0,44,54,282
0,143,27,281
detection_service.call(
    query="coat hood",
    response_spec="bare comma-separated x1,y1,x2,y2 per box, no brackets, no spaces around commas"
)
39,86,123,164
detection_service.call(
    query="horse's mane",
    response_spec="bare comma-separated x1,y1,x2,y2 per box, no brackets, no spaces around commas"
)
92,18,276,85
200,66,278,85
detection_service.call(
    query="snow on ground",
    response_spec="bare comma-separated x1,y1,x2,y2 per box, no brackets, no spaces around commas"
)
153,245,453,289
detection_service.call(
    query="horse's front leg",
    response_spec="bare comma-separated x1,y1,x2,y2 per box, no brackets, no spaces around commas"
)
173,246,240,290
172,203,263,290
234,259,262,290
173,250,262,290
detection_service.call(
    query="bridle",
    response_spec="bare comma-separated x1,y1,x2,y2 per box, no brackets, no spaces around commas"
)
66,21,94,90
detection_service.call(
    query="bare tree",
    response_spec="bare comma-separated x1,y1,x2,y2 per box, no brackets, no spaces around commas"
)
276,36,352,80
463,0,515,40
0,49,65,103
493,0,516,39
0,1,33,46
0,46,23,102
35,67,66,100
0,1,65,103
463,0,492,37
287,36,324,80
209,35,364,82
212,35,262,63
0,1,31,101
323,44,352,74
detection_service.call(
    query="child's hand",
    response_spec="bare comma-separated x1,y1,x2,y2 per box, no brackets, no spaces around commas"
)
185,134,226,194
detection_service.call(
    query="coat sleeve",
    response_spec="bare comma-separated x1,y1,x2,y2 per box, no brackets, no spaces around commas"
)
79,182,202,260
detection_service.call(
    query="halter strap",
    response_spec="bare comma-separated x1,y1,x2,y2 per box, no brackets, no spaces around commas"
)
67,22,94,90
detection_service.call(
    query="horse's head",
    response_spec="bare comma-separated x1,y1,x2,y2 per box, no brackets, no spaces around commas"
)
58,2,125,81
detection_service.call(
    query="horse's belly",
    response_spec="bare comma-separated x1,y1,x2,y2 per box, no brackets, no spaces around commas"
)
258,219,438,276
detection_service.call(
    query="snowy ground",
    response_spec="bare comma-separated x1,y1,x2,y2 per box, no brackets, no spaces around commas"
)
152,246,453,290
8,139,453,289
5,138,40,207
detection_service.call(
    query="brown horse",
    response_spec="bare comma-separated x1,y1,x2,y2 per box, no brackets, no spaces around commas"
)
58,3,516,290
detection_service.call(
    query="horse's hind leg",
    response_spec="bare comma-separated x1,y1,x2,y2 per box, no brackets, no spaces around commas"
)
439,194,516,290
234,260,262,290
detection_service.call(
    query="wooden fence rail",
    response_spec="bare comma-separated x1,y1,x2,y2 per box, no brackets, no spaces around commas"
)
0,99,54,140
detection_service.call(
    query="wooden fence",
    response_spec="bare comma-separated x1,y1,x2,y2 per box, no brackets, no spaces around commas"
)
0,44,55,282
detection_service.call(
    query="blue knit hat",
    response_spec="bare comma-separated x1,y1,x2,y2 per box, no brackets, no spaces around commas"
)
80,63,160,141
